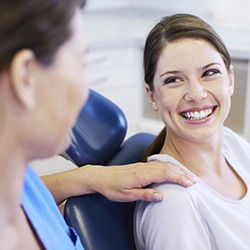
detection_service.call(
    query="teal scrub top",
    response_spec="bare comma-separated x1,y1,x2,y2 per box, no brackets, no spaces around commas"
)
21,167,84,250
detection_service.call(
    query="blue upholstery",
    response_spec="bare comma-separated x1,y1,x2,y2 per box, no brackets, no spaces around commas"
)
63,89,155,250
65,89,127,166
105,133,155,166
65,193,136,250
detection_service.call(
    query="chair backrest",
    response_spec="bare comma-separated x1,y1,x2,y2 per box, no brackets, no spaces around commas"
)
63,89,155,250
64,89,127,166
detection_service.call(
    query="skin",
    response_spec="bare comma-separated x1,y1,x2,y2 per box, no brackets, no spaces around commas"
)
28,8,89,159
146,38,246,200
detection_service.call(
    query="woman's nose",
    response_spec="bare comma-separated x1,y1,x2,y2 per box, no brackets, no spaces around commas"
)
184,81,207,102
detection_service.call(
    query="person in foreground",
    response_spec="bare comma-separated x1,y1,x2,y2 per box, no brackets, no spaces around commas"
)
134,13,250,249
0,1,197,249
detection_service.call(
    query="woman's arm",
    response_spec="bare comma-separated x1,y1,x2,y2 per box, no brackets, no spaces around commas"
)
134,183,211,250
41,161,196,205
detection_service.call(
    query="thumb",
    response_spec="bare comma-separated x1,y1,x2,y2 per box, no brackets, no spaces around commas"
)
131,188,163,202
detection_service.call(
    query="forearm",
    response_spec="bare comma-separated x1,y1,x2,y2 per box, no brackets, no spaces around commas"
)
41,165,99,205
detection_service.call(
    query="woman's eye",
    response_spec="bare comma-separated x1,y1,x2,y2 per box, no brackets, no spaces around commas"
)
202,69,220,77
164,76,181,85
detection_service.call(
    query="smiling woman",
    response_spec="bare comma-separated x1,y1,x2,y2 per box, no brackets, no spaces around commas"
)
146,38,233,139
134,13,250,250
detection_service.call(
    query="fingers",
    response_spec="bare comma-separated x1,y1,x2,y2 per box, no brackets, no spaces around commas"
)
164,166,197,187
146,190,163,202
145,161,197,187
114,189,164,202
136,189,164,202
176,173,196,187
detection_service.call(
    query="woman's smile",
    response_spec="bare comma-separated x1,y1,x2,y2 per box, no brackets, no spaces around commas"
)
179,106,217,122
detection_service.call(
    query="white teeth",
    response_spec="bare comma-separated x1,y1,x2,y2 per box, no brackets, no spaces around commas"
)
182,108,213,121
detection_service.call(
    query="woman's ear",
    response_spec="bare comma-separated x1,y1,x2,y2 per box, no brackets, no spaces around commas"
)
228,64,235,96
145,83,158,111
9,49,36,109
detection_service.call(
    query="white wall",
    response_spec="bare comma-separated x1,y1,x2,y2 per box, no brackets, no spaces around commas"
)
131,0,250,28
212,0,250,28
85,0,211,14
85,0,250,29
130,0,214,16
85,0,130,11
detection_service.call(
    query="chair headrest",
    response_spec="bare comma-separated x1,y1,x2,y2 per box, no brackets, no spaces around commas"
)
105,133,156,165
64,89,127,166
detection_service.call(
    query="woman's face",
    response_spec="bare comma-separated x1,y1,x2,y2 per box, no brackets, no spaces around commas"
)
146,38,234,143
33,8,89,157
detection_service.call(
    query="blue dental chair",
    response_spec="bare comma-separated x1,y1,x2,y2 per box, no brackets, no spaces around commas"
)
63,89,155,250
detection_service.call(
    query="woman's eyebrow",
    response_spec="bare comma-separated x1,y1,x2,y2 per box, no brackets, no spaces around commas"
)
202,62,221,70
160,70,182,78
